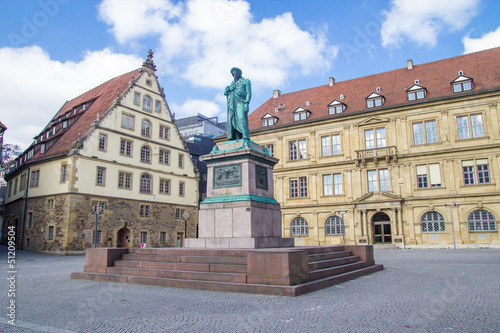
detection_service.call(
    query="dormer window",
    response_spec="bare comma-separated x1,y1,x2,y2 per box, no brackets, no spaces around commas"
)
40,143,45,154
366,92,385,108
407,84,427,101
62,121,68,129
293,107,311,121
261,113,278,127
451,74,473,93
328,100,346,114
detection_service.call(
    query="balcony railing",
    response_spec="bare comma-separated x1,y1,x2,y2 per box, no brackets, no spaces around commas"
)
355,146,397,166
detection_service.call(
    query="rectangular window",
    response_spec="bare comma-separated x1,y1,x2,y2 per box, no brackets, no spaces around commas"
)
48,226,54,240
333,173,342,195
60,164,67,182
118,172,132,189
323,175,332,196
160,232,166,243
367,170,391,192
176,208,185,219
321,134,341,156
93,230,101,244
28,212,33,229
155,100,161,113
134,92,140,105
457,114,484,140
289,139,307,161
463,159,490,185
159,125,170,140
159,149,170,165
96,167,106,186
413,120,437,145
416,165,428,188
265,144,274,157
98,134,107,151
140,205,150,218
159,178,170,194
46,199,54,209
364,128,386,149
140,232,147,244
323,173,342,196
121,113,134,130
179,181,185,197
290,177,307,198
19,174,26,191
178,154,184,168
379,169,389,191
30,170,40,187
92,201,106,214
13,179,18,195
120,139,133,157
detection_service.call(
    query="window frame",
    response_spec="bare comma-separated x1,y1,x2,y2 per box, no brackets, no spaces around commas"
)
462,159,490,185
142,95,152,112
289,139,307,161
290,217,308,236
140,173,152,194
98,133,107,151
159,178,171,195
321,134,341,157
141,119,151,137
421,211,446,233
120,139,133,157
121,113,135,131
118,171,132,190
159,125,170,140
364,128,386,149
325,216,344,235
140,145,151,163
468,210,496,232
412,120,437,145
290,176,307,198
96,167,106,186
60,164,67,183
179,181,185,197
457,114,484,140
322,173,342,196
159,149,170,165
140,204,151,218
367,169,389,192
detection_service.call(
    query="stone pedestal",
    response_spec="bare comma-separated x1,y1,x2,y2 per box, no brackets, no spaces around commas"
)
186,140,294,249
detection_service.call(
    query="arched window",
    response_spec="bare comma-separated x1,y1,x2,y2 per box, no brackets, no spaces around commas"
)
325,216,343,235
142,95,152,112
141,120,151,137
421,211,445,232
290,217,308,236
468,210,496,231
140,174,151,194
140,145,151,163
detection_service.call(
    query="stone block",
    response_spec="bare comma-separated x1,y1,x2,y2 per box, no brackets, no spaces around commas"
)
247,249,309,285
83,248,129,273
344,245,375,265
185,238,206,248
199,209,215,238
232,207,252,237
215,209,233,237
206,238,230,248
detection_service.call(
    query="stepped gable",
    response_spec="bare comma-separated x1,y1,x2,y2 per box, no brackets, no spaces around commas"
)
29,68,141,161
248,46,500,132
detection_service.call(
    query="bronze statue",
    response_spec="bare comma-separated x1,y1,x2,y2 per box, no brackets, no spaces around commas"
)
224,67,251,140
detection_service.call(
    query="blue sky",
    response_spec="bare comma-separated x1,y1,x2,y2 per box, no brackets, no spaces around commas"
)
1,0,500,150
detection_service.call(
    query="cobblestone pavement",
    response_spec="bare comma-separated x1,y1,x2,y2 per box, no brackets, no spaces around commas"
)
1,246,499,333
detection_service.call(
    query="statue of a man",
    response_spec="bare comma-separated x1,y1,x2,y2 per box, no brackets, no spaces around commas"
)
224,67,251,140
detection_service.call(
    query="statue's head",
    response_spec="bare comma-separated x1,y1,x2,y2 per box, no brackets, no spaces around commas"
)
230,67,242,79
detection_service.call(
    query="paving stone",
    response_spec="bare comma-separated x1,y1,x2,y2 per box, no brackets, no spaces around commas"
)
1,246,499,332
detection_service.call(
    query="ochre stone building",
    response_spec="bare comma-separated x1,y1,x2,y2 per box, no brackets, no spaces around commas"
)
2,52,198,254
245,47,500,248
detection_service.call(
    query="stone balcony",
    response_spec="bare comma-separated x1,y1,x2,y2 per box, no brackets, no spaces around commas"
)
354,146,398,166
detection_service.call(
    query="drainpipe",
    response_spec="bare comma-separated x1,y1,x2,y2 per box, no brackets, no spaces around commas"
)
20,166,30,250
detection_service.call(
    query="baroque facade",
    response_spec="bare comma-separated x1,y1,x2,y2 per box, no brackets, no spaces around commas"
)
245,47,500,248
2,51,198,254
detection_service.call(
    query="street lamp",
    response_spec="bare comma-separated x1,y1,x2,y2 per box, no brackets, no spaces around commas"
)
444,200,457,250
181,211,190,246
92,204,105,248
337,210,348,246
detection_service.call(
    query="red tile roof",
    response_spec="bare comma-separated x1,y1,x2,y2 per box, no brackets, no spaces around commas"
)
248,46,500,132
26,68,141,162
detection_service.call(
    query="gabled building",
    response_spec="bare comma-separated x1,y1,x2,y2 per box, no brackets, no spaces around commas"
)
2,51,199,253
246,46,500,248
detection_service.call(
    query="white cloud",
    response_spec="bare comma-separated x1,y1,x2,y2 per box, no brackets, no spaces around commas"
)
98,0,334,90
171,98,222,119
0,46,141,149
381,0,480,48
463,26,500,54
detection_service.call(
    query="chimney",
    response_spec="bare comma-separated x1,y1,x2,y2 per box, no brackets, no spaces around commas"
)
407,59,413,70
329,77,335,86
273,90,281,99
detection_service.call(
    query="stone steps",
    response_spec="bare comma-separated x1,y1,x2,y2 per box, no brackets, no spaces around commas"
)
71,245,383,296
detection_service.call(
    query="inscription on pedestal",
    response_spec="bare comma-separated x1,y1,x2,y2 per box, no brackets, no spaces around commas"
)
255,164,268,190
213,164,242,188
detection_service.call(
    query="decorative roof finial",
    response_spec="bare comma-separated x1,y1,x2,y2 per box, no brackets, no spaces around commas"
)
142,49,157,71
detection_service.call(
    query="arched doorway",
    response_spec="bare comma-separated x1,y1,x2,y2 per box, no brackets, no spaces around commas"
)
373,212,392,244
117,227,131,248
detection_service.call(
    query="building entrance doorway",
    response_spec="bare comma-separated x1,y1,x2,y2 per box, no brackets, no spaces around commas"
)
373,212,392,244
117,228,131,248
